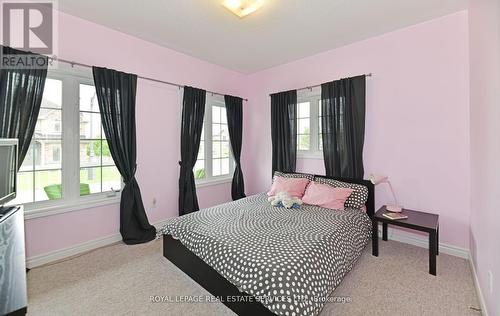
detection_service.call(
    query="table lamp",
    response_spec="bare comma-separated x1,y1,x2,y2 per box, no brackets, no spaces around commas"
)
369,174,403,213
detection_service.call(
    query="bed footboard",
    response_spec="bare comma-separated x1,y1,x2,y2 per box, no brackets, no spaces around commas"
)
162,234,276,316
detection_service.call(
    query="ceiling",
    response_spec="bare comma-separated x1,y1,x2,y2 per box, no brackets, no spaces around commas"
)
57,0,468,73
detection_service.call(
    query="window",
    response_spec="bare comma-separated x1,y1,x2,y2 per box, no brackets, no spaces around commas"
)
11,68,122,210
318,102,323,151
17,78,63,203
79,84,121,195
297,102,311,150
297,90,322,157
193,96,234,183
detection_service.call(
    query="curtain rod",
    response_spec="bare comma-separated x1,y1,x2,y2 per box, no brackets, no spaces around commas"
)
269,73,373,96
49,56,248,102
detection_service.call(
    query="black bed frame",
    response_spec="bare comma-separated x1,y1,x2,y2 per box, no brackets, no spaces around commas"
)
163,175,375,316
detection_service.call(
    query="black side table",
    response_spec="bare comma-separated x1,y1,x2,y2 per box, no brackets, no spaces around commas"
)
372,206,439,275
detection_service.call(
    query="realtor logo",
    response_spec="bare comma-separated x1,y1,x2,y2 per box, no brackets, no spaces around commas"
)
1,0,57,69
2,1,53,53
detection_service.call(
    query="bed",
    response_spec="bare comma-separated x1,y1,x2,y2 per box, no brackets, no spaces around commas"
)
159,175,375,316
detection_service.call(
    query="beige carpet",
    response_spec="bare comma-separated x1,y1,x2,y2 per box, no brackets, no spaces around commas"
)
27,239,481,316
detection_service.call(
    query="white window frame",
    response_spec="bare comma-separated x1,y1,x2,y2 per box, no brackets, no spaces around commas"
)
297,89,323,159
195,95,235,187
19,66,121,220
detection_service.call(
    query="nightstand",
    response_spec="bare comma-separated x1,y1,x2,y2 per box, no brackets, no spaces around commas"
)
372,206,439,275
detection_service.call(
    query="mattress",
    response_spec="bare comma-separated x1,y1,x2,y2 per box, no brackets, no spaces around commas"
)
158,193,371,316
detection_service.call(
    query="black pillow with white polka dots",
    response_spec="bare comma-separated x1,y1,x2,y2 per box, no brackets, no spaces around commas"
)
273,171,314,182
313,177,369,209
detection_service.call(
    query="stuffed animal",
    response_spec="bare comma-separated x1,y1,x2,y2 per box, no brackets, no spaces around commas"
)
268,191,303,209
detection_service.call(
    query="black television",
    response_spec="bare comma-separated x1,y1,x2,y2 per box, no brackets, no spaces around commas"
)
0,139,18,207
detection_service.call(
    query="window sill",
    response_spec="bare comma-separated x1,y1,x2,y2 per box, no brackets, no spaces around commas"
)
196,176,233,188
23,194,121,220
297,151,323,160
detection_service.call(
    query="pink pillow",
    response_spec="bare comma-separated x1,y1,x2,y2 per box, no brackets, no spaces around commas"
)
267,176,310,198
302,182,354,210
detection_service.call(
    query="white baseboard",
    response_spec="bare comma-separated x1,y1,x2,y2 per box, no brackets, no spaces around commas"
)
469,257,489,316
381,226,469,259
26,218,171,269
26,233,122,268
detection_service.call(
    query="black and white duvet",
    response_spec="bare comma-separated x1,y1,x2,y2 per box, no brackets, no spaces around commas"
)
158,194,371,316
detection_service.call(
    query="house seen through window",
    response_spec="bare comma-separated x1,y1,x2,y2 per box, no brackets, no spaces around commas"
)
12,72,122,206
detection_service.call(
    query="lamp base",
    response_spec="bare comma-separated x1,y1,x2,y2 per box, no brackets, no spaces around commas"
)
386,205,403,213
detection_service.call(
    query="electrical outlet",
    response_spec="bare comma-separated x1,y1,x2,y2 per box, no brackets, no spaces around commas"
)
488,270,493,294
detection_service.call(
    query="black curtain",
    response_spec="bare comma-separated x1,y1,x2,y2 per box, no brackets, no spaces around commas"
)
179,86,206,215
271,90,297,175
92,66,155,244
224,95,245,200
0,46,47,167
321,75,366,179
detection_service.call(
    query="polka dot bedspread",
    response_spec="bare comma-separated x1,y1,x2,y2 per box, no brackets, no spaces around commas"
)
158,193,371,316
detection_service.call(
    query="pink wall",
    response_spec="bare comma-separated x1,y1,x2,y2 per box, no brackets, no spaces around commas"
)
23,11,246,257
242,12,471,249
469,0,500,315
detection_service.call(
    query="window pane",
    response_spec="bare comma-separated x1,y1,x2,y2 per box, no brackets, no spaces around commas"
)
32,140,43,165
80,113,102,139
298,118,310,135
194,160,205,179
213,159,222,176
102,166,122,192
197,141,204,160
80,84,99,112
80,167,101,195
221,158,229,175
35,140,62,170
34,109,62,139
16,172,34,204
319,102,323,151
80,140,102,167
212,106,221,123
35,170,62,201
41,78,62,109
101,140,114,166
220,125,229,141
298,102,310,118
20,143,34,172
213,141,221,159
220,107,227,124
221,141,230,158
298,135,310,151
213,124,221,141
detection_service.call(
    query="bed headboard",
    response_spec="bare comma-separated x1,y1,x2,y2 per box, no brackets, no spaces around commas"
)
284,173,375,219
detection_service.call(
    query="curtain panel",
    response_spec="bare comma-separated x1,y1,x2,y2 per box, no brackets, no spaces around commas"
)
320,75,366,179
92,66,156,244
270,90,297,176
179,86,206,215
0,46,48,167
224,95,245,200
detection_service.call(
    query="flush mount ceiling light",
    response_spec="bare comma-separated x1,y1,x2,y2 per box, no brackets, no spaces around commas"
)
222,0,265,18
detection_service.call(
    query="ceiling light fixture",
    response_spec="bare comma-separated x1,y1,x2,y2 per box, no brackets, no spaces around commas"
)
222,0,265,18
